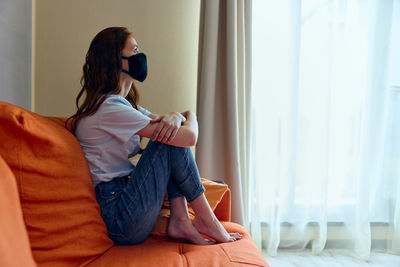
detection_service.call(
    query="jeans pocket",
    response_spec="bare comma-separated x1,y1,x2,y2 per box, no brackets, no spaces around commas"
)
97,179,124,204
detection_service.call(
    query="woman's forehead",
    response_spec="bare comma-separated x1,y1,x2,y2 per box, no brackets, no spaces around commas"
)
126,36,138,48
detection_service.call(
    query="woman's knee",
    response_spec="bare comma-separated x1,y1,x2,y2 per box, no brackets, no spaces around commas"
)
145,140,190,160
148,140,186,150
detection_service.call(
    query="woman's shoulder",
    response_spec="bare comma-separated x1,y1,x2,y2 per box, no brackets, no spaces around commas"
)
99,94,137,114
99,94,148,122
103,94,131,107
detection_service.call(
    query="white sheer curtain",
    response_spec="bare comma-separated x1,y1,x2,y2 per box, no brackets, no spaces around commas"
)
250,0,400,259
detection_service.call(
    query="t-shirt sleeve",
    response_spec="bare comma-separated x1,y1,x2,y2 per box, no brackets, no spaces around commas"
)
137,105,152,117
100,97,151,144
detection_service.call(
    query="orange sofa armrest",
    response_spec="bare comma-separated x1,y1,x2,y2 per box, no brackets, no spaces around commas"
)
0,155,37,267
200,178,231,222
212,187,231,222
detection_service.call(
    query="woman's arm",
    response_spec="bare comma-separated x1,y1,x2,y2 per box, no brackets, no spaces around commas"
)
148,112,186,142
136,110,198,148
147,113,159,120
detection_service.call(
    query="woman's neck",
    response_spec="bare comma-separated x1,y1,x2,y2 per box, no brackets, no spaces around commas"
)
119,78,133,98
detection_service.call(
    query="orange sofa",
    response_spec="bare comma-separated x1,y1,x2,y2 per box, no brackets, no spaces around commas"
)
0,101,268,267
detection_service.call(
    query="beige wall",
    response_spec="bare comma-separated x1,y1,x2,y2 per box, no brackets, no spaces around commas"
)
33,0,200,117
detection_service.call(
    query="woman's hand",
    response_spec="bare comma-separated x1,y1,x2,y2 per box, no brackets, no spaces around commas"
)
150,112,187,143
137,110,198,147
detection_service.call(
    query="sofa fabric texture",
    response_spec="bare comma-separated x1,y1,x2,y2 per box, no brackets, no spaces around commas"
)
0,102,114,266
0,101,268,267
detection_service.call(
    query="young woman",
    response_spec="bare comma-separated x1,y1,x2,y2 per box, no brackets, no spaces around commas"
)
67,27,242,245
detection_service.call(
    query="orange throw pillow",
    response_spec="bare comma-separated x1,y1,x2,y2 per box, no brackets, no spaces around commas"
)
0,102,113,266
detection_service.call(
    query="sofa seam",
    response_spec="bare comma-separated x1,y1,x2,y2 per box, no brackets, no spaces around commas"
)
16,115,29,228
180,244,188,267
81,245,115,267
220,245,266,266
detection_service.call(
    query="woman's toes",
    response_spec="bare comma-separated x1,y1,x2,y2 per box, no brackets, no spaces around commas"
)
192,217,243,243
205,239,216,245
229,232,242,239
167,218,214,245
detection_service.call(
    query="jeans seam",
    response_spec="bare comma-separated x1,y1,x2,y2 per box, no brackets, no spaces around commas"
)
180,147,203,202
121,142,164,219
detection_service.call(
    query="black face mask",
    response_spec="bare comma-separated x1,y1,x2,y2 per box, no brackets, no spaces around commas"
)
121,53,148,82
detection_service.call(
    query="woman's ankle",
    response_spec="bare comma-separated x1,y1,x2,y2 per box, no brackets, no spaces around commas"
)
190,194,217,222
170,196,190,221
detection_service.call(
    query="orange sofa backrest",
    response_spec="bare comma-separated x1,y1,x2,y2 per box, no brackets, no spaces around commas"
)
0,102,113,266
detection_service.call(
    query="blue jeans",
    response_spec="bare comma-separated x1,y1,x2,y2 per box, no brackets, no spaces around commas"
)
95,141,205,245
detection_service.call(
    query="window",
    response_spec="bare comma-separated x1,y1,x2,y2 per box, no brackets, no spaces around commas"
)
250,0,399,253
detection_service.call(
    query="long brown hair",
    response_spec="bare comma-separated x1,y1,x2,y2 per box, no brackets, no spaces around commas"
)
66,27,140,132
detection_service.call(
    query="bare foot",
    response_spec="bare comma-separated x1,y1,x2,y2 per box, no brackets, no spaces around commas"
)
193,216,242,243
167,217,214,245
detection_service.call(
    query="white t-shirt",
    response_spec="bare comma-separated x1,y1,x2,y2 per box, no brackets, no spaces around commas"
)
75,94,151,187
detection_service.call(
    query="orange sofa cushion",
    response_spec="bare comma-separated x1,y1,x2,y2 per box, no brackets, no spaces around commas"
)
88,222,268,267
0,102,113,266
0,155,36,267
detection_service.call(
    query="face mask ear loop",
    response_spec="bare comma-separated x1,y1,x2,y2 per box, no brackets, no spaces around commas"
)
121,56,129,74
